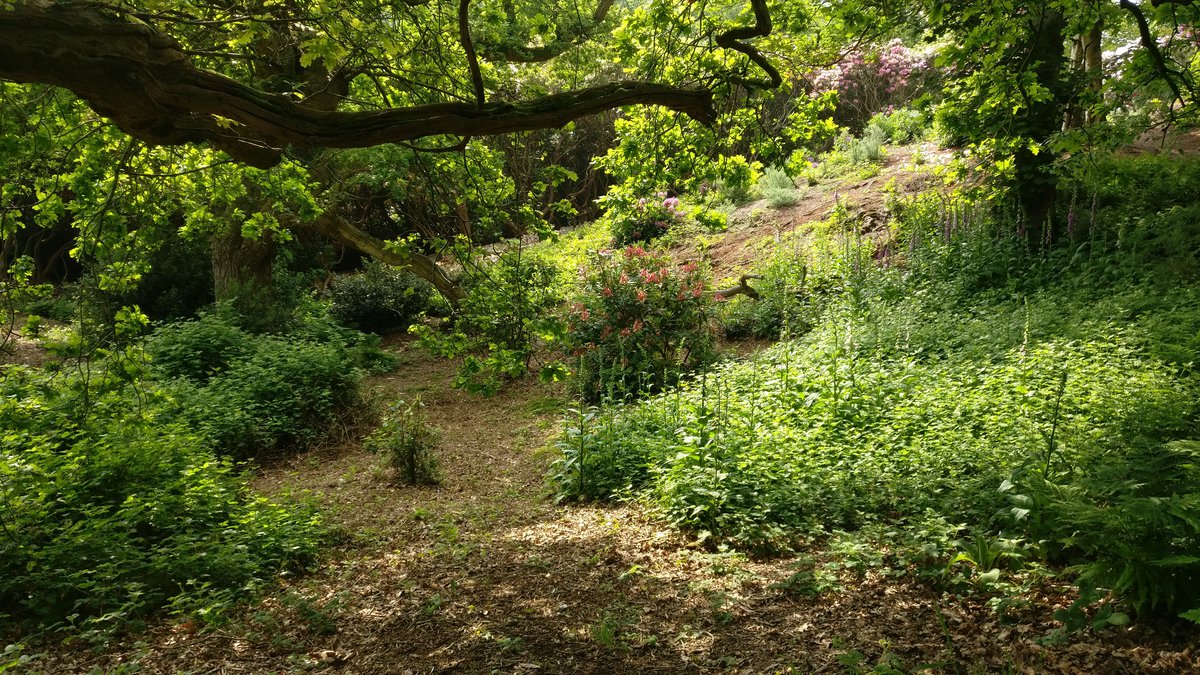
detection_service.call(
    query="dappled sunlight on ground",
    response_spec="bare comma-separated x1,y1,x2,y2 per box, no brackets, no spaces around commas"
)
35,339,1200,674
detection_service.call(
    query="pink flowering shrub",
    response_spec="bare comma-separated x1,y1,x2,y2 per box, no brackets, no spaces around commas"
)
812,39,935,130
610,192,686,247
565,246,717,401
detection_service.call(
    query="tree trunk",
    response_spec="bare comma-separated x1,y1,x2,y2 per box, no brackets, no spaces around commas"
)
1084,20,1105,125
1015,8,1069,248
210,227,276,319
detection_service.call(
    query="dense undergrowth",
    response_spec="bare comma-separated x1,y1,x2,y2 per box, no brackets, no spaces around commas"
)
552,154,1200,621
0,306,391,637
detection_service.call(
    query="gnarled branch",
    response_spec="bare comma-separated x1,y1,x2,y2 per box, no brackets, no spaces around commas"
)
307,211,467,304
715,0,782,91
0,1,715,168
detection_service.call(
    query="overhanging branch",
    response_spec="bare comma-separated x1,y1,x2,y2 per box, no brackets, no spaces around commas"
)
0,2,715,168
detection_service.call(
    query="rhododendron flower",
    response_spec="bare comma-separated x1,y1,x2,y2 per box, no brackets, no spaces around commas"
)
580,309,589,321
692,287,703,298
602,287,613,297
620,328,631,337
633,319,644,332
619,272,629,284
637,290,647,302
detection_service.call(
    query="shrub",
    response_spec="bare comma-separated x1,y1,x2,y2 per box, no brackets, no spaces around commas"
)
564,246,717,402
812,39,937,130
848,124,888,164
328,260,434,333
609,192,687,247
169,336,359,458
413,248,565,395
365,397,440,484
754,167,803,208
147,309,376,458
0,366,323,635
145,310,252,382
867,107,930,144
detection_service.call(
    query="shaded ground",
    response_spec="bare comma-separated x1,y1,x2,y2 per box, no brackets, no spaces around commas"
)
34,341,1200,674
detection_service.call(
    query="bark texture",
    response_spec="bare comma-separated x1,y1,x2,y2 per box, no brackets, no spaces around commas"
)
0,1,715,168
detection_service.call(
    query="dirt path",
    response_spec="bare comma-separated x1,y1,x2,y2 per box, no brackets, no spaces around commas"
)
39,343,1200,674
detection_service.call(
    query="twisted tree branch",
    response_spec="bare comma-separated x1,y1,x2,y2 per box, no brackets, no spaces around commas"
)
0,1,715,167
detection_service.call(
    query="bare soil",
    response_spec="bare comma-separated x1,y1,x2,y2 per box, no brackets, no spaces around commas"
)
678,143,952,284
35,340,1200,674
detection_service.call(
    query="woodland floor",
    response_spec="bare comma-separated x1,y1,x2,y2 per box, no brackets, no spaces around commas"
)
27,136,1200,673
36,341,1200,674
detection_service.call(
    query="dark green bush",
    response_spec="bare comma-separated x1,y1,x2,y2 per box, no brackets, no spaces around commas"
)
147,309,380,458
0,366,323,635
145,310,251,382
162,334,359,459
329,260,434,333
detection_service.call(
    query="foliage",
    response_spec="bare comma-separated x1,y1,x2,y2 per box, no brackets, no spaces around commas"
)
329,260,435,334
847,125,888,164
563,245,718,402
413,246,566,395
552,175,1200,619
812,39,938,130
608,192,687,247
148,309,376,458
753,167,803,208
719,233,815,339
365,397,440,485
0,365,323,636
867,107,930,145
145,310,252,382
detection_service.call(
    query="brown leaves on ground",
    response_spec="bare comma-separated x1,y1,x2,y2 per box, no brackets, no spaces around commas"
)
34,340,1200,674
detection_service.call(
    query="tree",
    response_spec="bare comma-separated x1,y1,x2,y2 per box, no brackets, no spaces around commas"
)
0,0,779,305
927,0,1199,245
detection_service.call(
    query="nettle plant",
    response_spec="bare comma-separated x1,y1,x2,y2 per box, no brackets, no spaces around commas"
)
565,246,717,401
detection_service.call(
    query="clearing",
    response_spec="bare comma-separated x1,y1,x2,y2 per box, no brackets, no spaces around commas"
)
39,342,1199,673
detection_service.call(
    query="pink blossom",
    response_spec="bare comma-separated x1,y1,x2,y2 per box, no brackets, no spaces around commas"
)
633,319,644,332
602,287,613,297
636,290,647,302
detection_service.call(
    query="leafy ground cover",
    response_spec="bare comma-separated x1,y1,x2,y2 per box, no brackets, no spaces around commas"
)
12,143,1200,673
23,347,1199,673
